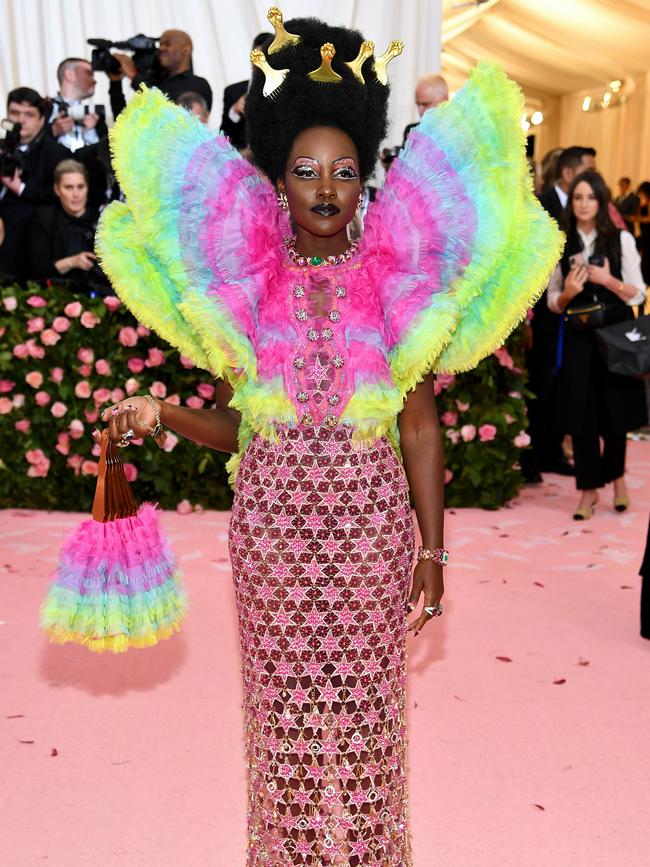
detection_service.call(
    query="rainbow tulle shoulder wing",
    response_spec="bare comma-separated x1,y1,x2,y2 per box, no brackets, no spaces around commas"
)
364,61,563,392
96,86,289,381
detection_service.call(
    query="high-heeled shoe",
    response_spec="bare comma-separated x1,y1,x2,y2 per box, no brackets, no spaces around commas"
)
573,494,599,520
614,494,630,513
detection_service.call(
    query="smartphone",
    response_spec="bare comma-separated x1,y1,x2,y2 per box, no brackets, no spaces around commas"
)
568,254,585,269
588,255,605,267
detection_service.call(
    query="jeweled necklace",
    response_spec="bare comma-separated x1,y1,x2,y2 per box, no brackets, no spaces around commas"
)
284,236,359,268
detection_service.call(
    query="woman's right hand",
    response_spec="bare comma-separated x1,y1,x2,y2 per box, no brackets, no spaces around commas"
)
101,396,166,448
563,264,588,300
70,251,98,271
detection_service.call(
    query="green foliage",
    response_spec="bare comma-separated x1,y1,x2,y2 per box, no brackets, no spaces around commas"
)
0,281,231,511
0,280,531,513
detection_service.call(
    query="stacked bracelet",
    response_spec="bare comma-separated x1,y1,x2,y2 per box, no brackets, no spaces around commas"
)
144,394,164,439
417,546,450,566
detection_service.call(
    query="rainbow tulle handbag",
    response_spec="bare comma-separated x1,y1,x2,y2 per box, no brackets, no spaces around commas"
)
41,429,187,653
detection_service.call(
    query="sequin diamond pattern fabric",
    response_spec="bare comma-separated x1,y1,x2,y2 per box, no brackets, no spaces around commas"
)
230,426,415,865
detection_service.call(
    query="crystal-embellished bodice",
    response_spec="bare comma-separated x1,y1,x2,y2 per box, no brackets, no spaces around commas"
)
289,272,350,429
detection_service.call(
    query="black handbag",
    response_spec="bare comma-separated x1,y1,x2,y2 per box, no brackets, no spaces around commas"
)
595,315,650,378
563,301,609,332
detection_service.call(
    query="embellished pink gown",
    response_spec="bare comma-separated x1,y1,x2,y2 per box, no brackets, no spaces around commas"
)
97,65,562,867
229,268,415,864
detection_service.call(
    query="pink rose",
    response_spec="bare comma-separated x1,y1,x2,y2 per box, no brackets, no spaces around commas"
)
103,295,121,312
50,367,64,383
68,419,84,440
41,328,60,346
478,424,497,442
127,357,145,374
51,401,68,418
12,343,29,359
26,448,50,478
75,380,92,399
78,364,92,377
194,504,204,515
433,380,443,396
0,397,13,414
504,413,515,425
180,355,194,369
0,327,5,338
118,326,138,347
493,346,514,369
176,499,193,515
456,400,470,412
81,460,98,476
55,432,70,455
27,316,45,333
441,410,458,427
163,432,179,453
26,339,45,359
64,301,83,317
84,408,99,423
0,379,15,393
436,373,456,390
508,391,522,400
125,377,140,396
12,394,25,409
514,431,531,448
197,383,215,400
150,381,167,399
95,358,111,376
52,316,70,333
80,310,98,329
444,468,454,484
26,295,47,307
35,391,51,407
77,347,94,364
67,454,83,475
460,424,476,442
91,443,101,457
186,395,204,409
145,347,165,367
110,388,125,404
92,387,112,405
3,296,17,311
165,394,181,405
136,325,150,337
123,463,138,482
446,429,460,445
15,419,31,433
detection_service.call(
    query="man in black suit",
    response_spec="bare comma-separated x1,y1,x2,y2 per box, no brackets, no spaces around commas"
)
0,87,70,279
220,33,272,151
614,177,640,233
523,146,596,482
109,30,212,119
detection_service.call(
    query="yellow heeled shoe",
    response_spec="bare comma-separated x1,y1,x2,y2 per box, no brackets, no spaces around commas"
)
614,494,630,513
573,494,599,521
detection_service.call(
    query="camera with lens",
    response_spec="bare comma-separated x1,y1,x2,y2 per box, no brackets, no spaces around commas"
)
87,35,165,87
53,97,106,123
0,119,22,177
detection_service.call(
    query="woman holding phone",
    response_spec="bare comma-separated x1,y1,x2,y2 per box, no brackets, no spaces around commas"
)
547,170,646,519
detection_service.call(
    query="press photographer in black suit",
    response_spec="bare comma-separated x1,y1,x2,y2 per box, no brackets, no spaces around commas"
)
0,87,70,278
109,30,212,118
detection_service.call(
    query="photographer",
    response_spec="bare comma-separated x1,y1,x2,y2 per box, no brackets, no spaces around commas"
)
28,158,109,294
108,30,212,119
0,87,70,278
49,58,107,152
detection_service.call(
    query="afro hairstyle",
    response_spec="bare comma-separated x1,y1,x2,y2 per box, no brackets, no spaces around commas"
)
246,17,390,184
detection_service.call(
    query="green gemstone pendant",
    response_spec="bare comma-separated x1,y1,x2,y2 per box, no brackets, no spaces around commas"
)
310,256,323,266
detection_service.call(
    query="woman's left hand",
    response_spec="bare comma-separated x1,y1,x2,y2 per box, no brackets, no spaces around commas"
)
587,258,612,288
407,559,444,636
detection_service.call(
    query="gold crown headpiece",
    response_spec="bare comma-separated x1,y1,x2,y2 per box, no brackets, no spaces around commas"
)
251,6,404,98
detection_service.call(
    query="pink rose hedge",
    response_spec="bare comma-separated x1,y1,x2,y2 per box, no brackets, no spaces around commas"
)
1,282,231,511
2,281,531,511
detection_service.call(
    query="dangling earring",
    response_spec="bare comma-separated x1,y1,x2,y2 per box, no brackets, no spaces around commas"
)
357,191,364,211
278,190,289,211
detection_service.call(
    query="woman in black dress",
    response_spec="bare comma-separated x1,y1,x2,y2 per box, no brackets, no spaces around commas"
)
29,158,108,293
547,171,647,519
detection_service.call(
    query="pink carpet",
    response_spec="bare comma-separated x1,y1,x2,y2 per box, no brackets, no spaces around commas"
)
3,442,650,867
